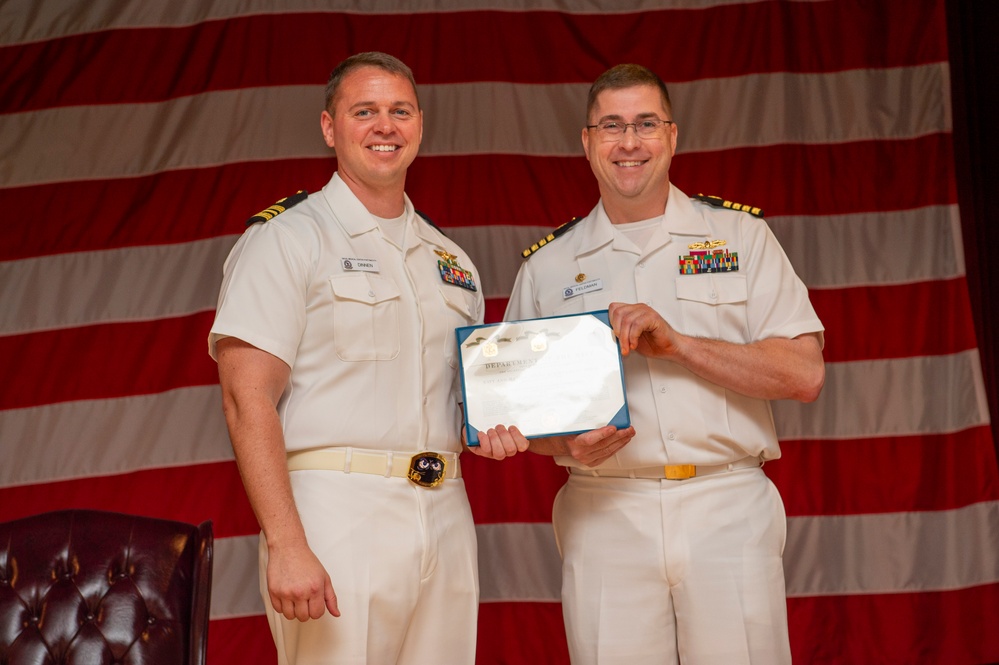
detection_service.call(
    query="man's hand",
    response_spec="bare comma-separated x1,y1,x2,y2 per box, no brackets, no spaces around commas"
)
562,425,636,467
470,424,530,460
266,540,340,621
471,423,636,467
608,302,678,359
608,301,825,402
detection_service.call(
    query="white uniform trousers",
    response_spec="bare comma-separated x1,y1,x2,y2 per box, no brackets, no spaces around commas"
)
554,466,791,665
261,469,479,665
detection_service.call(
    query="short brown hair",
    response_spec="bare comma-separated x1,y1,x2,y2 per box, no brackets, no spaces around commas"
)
586,64,673,122
324,52,419,113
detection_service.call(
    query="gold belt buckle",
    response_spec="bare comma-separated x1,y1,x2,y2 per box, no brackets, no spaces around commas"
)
408,452,447,488
664,464,696,480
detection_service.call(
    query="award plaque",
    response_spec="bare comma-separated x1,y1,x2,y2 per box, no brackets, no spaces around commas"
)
456,310,630,446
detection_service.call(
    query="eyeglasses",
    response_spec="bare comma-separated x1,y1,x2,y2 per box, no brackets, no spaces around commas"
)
585,118,674,141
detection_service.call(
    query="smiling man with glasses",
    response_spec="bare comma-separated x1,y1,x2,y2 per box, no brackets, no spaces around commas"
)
475,63,826,664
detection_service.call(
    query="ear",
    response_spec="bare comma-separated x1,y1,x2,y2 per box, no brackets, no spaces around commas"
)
581,126,592,161
668,121,678,157
320,110,335,149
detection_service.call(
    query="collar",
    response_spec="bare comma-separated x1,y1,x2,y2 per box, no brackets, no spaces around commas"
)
411,210,448,250
321,172,417,238
575,184,710,257
663,184,711,239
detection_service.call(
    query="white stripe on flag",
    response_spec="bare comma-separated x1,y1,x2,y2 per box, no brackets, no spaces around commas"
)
1,386,232,487
0,236,236,336
0,0,811,47
2,204,962,336
1,353,985,488
209,503,999,618
1,65,948,189
772,350,992,441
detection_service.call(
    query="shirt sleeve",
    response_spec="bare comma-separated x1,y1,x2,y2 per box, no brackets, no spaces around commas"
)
208,222,311,367
503,261,541,322
744,217,825,347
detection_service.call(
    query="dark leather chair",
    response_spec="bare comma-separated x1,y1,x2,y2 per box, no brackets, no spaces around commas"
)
0,509,213,665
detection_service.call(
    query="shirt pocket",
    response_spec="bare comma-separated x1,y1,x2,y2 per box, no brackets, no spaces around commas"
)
328,273,401,361
674,274,749,342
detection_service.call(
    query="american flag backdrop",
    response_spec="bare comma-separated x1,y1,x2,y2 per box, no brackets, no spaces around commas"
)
2,1,998,663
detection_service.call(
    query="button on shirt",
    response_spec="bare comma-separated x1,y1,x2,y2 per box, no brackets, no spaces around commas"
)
209,173,484,453
504,185,823,469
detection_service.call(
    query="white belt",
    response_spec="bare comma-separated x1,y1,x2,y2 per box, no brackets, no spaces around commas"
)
287,447,461,486
569,456,762,480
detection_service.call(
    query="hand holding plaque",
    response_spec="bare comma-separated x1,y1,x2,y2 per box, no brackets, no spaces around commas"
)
456,310,630,446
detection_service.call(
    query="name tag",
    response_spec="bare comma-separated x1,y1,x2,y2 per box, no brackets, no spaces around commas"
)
341,257,380,273
562,278,603,299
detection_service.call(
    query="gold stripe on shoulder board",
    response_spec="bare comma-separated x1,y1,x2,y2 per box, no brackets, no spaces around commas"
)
692,193,764,218
246,190,309,226
520,216,585,259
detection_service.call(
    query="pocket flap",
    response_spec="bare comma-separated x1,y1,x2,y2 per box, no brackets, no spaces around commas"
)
329,273,400,304
675,275,747,305
439,286,476,320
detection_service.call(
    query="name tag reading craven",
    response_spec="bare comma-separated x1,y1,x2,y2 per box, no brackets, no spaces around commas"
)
456,310,630,446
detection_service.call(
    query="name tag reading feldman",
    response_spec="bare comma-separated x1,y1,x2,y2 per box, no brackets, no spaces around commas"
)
456,310,630,446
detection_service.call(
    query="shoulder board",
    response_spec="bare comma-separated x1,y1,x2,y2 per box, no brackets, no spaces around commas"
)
416,209,448,238
692,193,764,218
521,216,584,259
245,190,309,226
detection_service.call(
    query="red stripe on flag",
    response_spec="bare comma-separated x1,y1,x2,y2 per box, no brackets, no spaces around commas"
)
3,275,978,409
209,608,568,665
207,616,277,665
0,160,332,261
494,277,980,364
1,137,955,261
772,426,999,517
0,461,258,538
477,602,569,665
416,138,959,227
463,425,999,523
788,583,999,664
7,427,991,538
463,451,567,524
207,582,999,664
0,0,946,114
484,297,509,325
666,136,957,219
812,278,979,363
0,312,218,410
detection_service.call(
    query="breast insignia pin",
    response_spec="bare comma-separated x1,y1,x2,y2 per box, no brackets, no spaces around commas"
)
435,249,478,291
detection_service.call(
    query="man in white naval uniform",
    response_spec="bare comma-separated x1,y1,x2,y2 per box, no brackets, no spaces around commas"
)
210,52,483,665
474,64,825,665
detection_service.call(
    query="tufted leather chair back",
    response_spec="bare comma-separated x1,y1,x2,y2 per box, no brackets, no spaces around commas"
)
0,509,213,665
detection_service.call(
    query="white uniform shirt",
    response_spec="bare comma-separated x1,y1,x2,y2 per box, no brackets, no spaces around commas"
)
505,184,823,469
209,172,484,453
